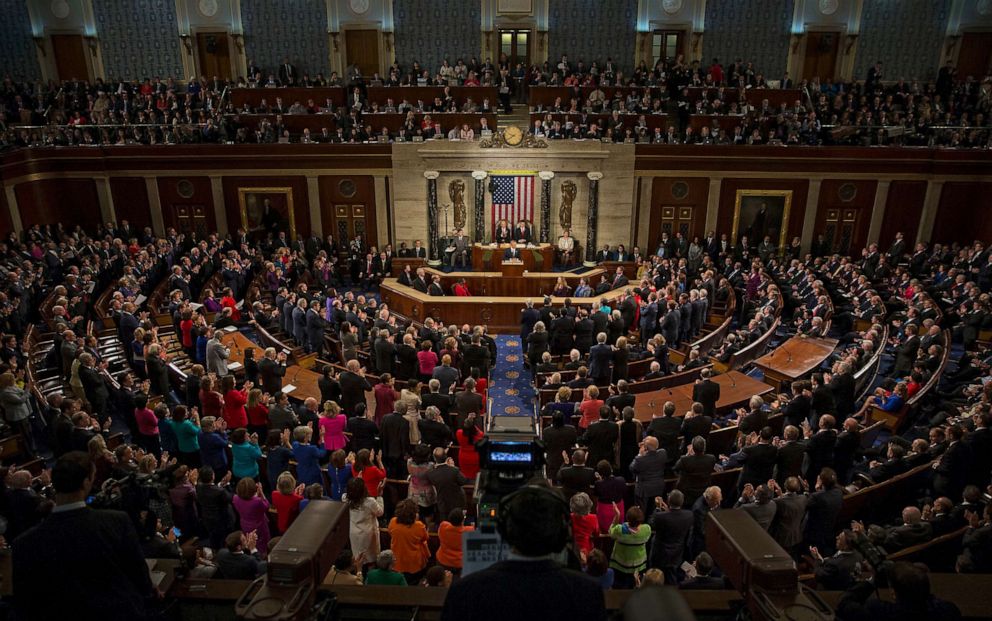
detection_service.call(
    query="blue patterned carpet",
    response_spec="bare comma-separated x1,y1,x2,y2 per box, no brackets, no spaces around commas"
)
489,335,536,416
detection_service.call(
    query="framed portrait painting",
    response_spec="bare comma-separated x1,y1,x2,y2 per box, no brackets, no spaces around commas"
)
732,190,793,249
238,187,296,242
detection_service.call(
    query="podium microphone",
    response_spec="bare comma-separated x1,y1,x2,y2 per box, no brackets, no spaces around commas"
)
786,349,793,363
730,372,737,388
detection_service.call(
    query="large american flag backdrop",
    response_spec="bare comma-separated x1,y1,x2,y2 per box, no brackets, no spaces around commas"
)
491,174,535,231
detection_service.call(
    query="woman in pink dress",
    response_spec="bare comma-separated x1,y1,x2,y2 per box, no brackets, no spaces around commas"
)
318,401,348,451
233,477,272,558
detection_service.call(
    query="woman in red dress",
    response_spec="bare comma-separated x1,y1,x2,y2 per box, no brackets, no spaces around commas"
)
456,417,483,480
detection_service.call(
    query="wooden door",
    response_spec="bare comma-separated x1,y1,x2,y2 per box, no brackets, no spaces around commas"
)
655,206,697,245
172,205,209,238
196,32,232,80
957,32,992,80
51,35,91,81
345,30,380,76
332,204,376,259
653,30,685,65
498,29,530,67
802,32,840,81
820,206,861,256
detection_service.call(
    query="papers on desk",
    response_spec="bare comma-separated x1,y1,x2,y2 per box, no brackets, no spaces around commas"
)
281,384,296,394
222,325,239,333
228,362,243,371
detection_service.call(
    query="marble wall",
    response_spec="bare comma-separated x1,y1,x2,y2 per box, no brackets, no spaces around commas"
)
390,141,635,261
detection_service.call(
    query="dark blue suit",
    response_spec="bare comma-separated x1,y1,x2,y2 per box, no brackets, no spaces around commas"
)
588,343,613,382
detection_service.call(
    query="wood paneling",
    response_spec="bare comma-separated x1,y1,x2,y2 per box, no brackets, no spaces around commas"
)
933,182,992,245
317,175,377,249
879,181,926,249
802,32,840,81
716,178,809,247
51,35,91,81
345,29,380,76
15,179,100,230
109,177,152,231
221,176,311,239
196,32,232,80
813,179,876,254
0,187,13,237
957,33,992,82
648,177,708,251
156,177,215,235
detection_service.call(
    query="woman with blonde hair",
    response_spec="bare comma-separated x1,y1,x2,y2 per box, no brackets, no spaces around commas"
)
318,401,347,451
271,471,305,534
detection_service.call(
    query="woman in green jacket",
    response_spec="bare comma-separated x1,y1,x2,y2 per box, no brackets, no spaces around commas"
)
608,503,650,589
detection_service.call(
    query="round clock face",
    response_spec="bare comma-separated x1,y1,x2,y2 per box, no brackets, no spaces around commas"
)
979,0,992,17
504,126,523,145
662,0,683,15
818,0,839,15
198,0,219,17
350,0,370,15
51,0,70,19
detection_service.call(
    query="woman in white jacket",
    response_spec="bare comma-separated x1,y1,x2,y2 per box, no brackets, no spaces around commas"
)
342,477,384,569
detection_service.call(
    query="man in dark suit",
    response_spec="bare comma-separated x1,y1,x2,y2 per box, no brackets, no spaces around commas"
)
556,449,596,501
380,406,411,478
605,380,635,415
804,415,837,487
454,379,484,427
893,324,920,378
648,490,694,583
520,300,541,354
660,301,680,348
12,452,153,621
503,240,523,260
611,267,629,290
258,348,287,395
580,407,619,467
411,268,429,293
692,369,720,417
441,486,606,621
630,436,667,512
737,427,778,491
769,477,809,555
674,437,716,505
494,221,513,244
810,530,862,590
680,552,727,590
645,401,682,466
278,57,298,85
514,220,532,243
587,333,613,384
338,360,372,417
425,447,470,518
427,275,445,296
783,381,812,428
775,425,806,485
680,405,713,449
803,468,844,555
964,411,992,487
933,425,972,500
216,530,266,579
422,379,455,418
419,407,454,449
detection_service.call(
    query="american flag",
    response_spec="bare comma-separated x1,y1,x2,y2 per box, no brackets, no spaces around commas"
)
491,175,535,231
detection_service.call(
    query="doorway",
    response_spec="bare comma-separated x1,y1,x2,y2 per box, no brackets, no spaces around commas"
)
196,32,232,80
51,35,91,81
652,30,685,65
957,32,992,81
802,31,840,81
819,207,861,256
345,30,380,76
498,29,530,67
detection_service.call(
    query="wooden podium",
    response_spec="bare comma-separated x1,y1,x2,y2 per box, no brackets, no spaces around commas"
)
472,243,551,271
752,336,839,392
500,260,526,278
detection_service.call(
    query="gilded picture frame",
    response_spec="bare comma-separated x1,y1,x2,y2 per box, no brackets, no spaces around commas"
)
731,189,793,250
238,187,297,242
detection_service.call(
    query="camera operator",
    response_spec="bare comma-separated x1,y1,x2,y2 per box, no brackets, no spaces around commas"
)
12,451,155,620
440,483,606,621
836,560,961,621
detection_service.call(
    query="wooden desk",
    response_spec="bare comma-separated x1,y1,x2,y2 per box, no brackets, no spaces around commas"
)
380,277,626,333
632,371,773,423
752,335,838,392
389,256,426,277
471,243,552,272
219,329,260,372
423,267,604,297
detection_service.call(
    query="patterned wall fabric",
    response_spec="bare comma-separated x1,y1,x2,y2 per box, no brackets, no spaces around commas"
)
856,0,950,81
241,0,329,77
94,0,183,79
702,0,794,80
548,0,637,72
0,0,40,80
393,0,480,74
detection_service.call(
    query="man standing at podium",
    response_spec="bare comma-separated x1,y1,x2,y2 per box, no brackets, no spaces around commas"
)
504,240,522,260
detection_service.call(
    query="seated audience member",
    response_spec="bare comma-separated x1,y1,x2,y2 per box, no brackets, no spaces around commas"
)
216,530,267,579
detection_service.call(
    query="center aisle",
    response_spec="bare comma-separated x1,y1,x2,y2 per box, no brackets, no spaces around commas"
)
487,336,536,417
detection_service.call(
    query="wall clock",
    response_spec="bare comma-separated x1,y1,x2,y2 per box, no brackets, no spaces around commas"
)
350,0,370,15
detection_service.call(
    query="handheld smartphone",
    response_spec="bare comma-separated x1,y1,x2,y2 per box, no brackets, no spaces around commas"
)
172,527,182,538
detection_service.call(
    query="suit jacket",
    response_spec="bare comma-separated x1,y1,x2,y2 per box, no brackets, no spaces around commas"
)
814,550,862,590
775,441,806,484
503,247,523,260
379,412,410,459
804,487,843,551
649,508,694,568
258,357,286,394
580,419,619,467
216,549,263,579
770,493,809,548
424,464,469,517
630,449,668,498
454,390,484,425
556,465,596,500
588,343,613,380
206,339,230,376
674,453,716,502
805,430,837,479
828,372,856,417
738,443,778,488
646,417,682,463
933,441,973,497
692,380,720,417
12,507,152,620
338,371,372,416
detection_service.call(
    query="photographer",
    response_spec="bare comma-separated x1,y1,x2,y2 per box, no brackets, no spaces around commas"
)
440,483,606,621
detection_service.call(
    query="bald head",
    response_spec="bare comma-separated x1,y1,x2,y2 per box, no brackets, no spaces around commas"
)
643,436,659,451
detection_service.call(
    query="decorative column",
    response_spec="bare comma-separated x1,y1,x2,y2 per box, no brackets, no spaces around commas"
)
538,171,554,243
472,170,487,242
424,171,441,265
584,172,603,267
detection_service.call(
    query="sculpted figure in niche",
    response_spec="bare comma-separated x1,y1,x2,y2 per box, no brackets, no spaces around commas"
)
449,179,467,230
559,180,577,230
